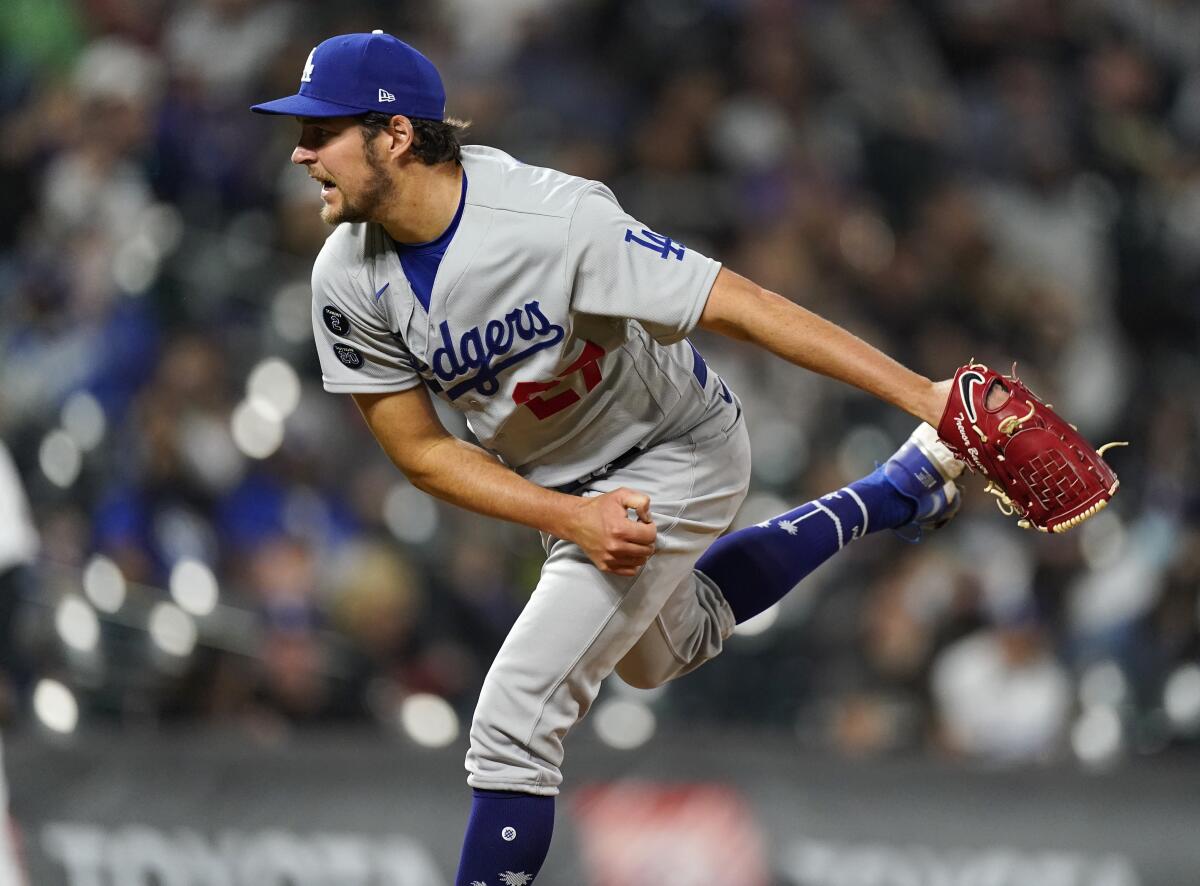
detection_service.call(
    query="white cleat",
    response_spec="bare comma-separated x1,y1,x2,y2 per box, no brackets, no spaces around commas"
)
882,422,967,537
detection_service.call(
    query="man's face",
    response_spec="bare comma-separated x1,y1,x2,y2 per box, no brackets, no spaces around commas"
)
291,116,394,225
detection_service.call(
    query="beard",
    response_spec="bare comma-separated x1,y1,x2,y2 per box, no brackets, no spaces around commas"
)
320,140,395,226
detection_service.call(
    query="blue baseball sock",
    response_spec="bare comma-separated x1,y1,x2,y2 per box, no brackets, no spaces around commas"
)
696,467,916,624
455,789,554,886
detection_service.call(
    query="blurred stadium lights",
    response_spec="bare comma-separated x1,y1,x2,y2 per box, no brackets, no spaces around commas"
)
230,397,285,460
168,558,220,618
1078,660,1129,710
733,603,780,638
60,391,107,452
32,679,79,735
1071,705,1124,770
383,483,440,544
83,555,127,614
54,595,100,654
62,555,309,666
1163,664,1200,735
147,602,198,658
399,693,460,748
593,699,656,750
38,430,82,488
247,357,302,419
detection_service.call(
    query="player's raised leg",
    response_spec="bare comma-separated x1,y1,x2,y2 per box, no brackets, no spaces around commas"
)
614,422,963,690
696,422,963,625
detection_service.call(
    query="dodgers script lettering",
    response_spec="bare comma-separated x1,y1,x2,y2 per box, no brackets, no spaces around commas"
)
432,300,565,400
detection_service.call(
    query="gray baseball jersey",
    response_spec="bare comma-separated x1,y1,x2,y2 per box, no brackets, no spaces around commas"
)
309,144,750,798
311,145,730,487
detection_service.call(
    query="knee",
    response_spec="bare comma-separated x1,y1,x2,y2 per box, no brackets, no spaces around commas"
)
614,657,675,691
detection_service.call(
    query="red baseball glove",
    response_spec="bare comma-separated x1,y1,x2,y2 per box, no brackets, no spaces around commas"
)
937,362,1127,533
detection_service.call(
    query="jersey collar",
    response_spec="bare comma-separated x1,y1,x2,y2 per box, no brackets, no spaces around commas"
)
393,169,468,256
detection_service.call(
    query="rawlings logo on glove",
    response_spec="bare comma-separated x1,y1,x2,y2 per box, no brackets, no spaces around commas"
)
936,362,1127,533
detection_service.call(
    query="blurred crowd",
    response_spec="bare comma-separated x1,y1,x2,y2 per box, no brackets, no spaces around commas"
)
1,0,1198,768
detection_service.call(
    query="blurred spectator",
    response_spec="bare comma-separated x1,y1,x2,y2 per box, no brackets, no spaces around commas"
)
931,609,1072,764
42,39,162,242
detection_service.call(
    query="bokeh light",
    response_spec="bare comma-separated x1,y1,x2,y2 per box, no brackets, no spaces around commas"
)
83,555,127,614
169,558,219,617
593,699,656,750
230,398,285,459
54,595,100,654
1072,706,1123,770
399,694,459,748
247,357,302,419
38,430,82,488
33,680,79,735
60,391,106,451
1164,664,1200,735
148,603,198,658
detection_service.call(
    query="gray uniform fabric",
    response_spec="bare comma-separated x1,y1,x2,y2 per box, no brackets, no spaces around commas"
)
307,145,750,794
311,145,725,488
467,403,749,794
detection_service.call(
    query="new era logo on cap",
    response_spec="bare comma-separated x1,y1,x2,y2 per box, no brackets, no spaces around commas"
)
250,31,446,120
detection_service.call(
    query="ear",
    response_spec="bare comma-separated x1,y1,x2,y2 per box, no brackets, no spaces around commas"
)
384,114,415,159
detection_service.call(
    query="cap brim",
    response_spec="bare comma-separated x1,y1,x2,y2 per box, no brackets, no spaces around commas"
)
249,93,369,117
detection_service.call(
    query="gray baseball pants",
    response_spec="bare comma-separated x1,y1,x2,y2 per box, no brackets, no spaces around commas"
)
465,402,752,794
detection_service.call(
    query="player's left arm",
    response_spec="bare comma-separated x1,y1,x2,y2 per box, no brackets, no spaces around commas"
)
698,267,950,424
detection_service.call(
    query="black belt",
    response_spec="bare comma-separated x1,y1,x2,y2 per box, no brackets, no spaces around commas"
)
550,446,645,495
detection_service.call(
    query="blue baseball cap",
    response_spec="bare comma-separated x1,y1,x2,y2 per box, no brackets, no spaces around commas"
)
251,31,445,120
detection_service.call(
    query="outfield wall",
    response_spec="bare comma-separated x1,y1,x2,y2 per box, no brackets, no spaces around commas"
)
7,730,1196,885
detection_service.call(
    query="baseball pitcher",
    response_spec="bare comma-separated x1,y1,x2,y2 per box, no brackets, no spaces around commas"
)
252,32,1121,886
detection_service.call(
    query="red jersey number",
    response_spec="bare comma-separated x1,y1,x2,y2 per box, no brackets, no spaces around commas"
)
513,341,605,421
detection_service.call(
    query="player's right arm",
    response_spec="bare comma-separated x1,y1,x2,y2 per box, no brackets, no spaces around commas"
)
352,386,656,576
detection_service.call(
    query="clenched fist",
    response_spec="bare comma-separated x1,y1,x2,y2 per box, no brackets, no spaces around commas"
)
562,487,657,576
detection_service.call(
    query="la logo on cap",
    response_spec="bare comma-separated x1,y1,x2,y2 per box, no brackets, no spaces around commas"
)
251,31,445,121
